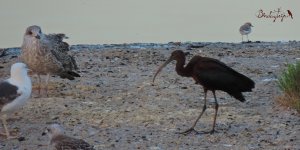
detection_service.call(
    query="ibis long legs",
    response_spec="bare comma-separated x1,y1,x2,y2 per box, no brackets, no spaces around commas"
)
211,90,219,134
179,89,219,135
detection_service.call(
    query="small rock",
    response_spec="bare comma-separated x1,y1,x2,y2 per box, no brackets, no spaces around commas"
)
18,137,25,141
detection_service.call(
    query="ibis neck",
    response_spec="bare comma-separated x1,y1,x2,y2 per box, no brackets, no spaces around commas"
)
175,57,191,77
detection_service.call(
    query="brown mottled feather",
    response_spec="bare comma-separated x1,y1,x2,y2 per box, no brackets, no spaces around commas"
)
51,135,95,150
46,34,79,71
20,26,79,79
21,40,64,74
46,34,69,51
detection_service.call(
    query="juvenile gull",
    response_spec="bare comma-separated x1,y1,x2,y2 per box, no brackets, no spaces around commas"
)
20,25,80,96
42,124,95,150
0,63,32,139
239,22,253,42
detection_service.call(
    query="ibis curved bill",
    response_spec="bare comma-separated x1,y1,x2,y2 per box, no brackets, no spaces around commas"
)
152,57,173,83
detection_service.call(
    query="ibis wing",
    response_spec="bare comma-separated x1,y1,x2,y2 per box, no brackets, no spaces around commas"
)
193,57,254,92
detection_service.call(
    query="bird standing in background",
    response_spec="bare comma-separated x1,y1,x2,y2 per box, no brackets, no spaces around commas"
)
42,124,95,150
20,25,80,96
239,22,253,42
287,10,293,19
0,63,32,139
153,50,255,135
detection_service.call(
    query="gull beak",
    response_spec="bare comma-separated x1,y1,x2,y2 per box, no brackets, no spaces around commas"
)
152,57,173,83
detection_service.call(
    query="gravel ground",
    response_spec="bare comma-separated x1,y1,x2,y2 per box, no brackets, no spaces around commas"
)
0,41,300,150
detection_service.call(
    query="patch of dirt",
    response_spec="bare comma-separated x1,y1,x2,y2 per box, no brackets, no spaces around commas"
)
0,42,299,149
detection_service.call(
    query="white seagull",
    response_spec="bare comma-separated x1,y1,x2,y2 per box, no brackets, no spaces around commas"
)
0,63,32,139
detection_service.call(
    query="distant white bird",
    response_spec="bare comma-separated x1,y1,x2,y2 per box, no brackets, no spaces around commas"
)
42,124,95,150
0,63,32,139
239,22,254,42
20,25,80,96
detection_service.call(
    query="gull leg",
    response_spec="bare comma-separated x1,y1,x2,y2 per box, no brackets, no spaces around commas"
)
38,74,41,96
247,35,249,42
1,114,18,139
241,35,243,42
0,117,5,136
178,89,208,135
45,73,50,97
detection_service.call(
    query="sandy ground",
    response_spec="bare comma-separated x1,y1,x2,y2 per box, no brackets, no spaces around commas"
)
0,42,300,150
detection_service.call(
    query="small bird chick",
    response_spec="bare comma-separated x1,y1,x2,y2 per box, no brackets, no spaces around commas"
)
42,124,95,150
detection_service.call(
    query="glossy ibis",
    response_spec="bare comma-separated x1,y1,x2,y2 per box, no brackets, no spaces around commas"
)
153,50,255,135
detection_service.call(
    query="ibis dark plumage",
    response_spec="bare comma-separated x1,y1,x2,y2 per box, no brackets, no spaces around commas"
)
153,50,255,135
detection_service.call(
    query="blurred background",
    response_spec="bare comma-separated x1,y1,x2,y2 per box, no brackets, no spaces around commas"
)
0,0,299,48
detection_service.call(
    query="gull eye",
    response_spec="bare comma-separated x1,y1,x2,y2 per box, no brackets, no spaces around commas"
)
28,31,32,35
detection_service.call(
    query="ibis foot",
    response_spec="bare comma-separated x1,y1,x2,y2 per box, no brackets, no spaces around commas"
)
209,129,215,134
177,128,201,135
202,129,219,134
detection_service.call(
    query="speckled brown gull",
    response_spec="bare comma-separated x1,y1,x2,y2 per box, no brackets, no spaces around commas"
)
42,124,95,150
0,63,32,139
239,22,253,42
20,25,80,96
